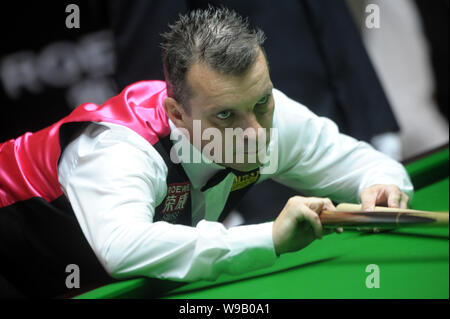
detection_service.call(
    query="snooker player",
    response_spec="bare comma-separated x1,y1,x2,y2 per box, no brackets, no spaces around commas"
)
0,8,412,298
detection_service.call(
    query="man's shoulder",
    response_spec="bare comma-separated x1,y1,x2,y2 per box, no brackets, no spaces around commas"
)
62,121,169,174
121,80,167,93
84,121,157,150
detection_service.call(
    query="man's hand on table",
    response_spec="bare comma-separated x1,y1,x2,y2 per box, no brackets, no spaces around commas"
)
360,184,410,211
359,184,410,233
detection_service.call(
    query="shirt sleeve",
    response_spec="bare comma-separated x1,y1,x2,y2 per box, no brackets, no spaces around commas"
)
58,122,277,282
270,89,414,203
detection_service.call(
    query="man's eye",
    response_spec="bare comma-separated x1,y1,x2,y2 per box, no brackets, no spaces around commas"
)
256,95,269,105
216,110,232,120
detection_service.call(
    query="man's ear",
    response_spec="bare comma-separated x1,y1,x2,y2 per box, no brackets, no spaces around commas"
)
163,97,188,128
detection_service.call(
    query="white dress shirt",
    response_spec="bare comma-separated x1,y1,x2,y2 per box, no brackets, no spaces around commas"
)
58,88,413,282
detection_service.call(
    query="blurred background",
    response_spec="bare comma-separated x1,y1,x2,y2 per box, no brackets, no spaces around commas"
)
1,0,448,224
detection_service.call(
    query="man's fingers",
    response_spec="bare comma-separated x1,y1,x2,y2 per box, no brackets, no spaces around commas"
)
304,197,336,212
361,187,379,211
361,185,410,211
387,187,402,208
400,193,409,209
320,197,336,212
289,196,340,240
296,204,323,240
305,197,336,238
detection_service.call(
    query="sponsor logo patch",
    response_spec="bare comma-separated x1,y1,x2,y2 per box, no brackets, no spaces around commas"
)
161,182,190,221
231,171,260,192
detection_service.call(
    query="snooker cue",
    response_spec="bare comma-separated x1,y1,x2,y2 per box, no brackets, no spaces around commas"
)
319,203,449,229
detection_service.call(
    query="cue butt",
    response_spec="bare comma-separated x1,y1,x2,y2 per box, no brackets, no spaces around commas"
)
320,203,449,228
336,203,447,215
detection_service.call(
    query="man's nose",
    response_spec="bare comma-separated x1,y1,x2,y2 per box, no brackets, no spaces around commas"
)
240,115,269,151
242,114,263,139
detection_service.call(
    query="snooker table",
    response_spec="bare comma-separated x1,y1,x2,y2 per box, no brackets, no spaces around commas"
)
73,145,449,299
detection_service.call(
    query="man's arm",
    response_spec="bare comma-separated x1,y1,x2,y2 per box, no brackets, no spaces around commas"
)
270,89,414,205
58,122,277,282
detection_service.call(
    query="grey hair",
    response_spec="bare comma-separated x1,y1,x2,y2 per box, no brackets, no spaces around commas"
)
160,7,267,112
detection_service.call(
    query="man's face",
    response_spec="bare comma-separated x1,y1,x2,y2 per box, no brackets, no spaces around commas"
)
179,49,274,172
